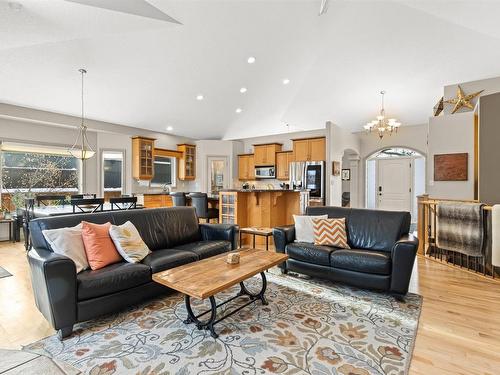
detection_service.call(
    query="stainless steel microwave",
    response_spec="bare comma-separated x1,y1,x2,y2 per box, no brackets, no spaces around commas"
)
255,166,275,179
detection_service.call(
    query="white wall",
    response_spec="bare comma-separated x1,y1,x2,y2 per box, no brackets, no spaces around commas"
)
0,104,197,198
192,140,243,193
327,122,361,206
443,76,500,116
357,124,428,207
427,111,474,200
239,128,327,154
235,128,328,189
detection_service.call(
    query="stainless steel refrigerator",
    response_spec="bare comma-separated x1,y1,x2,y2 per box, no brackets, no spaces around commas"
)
289,161,325,205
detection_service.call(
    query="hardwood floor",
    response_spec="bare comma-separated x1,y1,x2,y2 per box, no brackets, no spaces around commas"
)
1,241,499,374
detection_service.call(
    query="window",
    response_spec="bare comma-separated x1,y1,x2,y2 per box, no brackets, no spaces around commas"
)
102,151,124,196
1,144,79,193
151,156,176,186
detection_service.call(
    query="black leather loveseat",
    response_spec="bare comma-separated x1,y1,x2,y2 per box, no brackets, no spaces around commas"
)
27,207,238,339
273,206,418,299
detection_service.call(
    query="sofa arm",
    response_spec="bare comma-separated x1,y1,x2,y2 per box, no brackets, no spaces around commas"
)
272,225,295,254
200,224,239,250
27,248,77,333
390,234,419,295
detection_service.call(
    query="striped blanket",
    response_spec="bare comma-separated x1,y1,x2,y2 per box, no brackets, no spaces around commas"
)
436,202,485,257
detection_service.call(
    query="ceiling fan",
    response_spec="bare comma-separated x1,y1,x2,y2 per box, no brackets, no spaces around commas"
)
65,0,182,24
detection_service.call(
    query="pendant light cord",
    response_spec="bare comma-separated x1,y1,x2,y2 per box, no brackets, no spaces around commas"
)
79,68,87,129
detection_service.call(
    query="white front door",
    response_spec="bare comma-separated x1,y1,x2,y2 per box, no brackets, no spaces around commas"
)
376,158,412,212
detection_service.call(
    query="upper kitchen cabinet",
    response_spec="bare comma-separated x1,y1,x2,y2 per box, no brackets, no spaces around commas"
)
132,136,156,180
238,154,255,180
276,151,293,180
253,143,282,166
293,137,326,161
177,144,196,180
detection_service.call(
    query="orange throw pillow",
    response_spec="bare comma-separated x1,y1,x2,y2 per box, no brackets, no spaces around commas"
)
313,218,350,249
81,221,122,270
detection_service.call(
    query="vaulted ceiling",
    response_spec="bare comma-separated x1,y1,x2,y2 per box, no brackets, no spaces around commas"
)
2,0,500,139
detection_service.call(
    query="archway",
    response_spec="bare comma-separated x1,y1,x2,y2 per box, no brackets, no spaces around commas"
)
365,147,425,222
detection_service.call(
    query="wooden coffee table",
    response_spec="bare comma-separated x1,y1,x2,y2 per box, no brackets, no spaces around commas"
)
152,248,288,338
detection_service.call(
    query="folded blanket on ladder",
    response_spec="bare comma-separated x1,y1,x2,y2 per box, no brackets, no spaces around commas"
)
436,202,485,257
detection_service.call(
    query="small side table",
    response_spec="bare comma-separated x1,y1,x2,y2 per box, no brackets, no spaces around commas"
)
239,227,273,250
0,219,16,243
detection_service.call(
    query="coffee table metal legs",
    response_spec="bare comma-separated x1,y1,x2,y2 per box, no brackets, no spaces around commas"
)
238,271,268,305
183,272,268,338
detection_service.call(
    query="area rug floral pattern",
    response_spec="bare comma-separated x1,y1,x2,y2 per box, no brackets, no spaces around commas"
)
24,273,422,375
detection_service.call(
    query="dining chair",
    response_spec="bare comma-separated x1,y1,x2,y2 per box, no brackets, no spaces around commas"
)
189,193,219,223
36,195,67,207
71,198,105,213
110,196,137,210
70,194,97,199
170,192,187,207
23,198,35,251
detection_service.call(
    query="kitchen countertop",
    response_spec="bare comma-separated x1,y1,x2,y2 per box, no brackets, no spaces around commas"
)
220,189,307,193
134,192,219,199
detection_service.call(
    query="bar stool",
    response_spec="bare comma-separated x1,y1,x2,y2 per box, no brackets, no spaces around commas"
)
171,192,187,206
189,193,219,223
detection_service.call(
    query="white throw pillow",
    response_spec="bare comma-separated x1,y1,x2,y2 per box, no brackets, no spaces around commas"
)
109,221,151,263
42,225,89,273
293,214,328,243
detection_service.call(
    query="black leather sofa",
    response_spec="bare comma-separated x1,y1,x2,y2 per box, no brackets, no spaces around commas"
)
27,207,238,339
273,206,418,299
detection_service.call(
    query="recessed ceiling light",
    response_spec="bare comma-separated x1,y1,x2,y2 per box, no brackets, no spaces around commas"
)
240,87,247,93
282,78,290,85
235,108,242,113
247,56,256,64
196,94,204,100
166,126,173,131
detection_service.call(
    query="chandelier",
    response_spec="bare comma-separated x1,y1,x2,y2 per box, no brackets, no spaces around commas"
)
364,91,401,139
68,68,96,160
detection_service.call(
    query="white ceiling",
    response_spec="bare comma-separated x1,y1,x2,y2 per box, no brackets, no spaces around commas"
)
2,0,500,140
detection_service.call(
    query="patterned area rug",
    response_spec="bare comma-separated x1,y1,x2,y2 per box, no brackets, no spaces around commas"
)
24,273,422,375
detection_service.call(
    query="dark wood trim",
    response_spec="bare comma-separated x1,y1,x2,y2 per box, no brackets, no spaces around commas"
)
154,148,182,158
291,136,326,142
252,142,283,146
177,143,196,147
132,136,156,141
237,153,254,156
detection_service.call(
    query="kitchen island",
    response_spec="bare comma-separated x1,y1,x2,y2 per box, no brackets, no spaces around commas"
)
136,192,219,208
219,189,306,246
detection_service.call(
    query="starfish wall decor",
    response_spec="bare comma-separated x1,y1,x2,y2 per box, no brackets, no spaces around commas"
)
444,85,484,114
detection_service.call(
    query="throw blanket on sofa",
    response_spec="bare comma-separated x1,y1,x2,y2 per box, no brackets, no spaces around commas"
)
436,202,485,257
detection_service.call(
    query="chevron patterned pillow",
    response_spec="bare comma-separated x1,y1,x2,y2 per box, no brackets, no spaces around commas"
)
312,218,350,248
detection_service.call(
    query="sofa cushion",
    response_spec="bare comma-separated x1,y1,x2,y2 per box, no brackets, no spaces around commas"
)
110,207,202,251
174,240,231,260
286,242,337,266
330,249,391,275
77,262,151,300
141,249,198,273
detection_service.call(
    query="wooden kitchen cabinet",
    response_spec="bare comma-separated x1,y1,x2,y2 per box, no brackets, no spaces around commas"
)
177,144,196,180
310,137,326,161
143,194,173,208
238,154,255,180
292,137,326,161
276,151,293,180
132,136,156,180
253,143,282,166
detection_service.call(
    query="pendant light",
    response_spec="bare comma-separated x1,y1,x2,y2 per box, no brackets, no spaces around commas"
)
68,68,95,160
